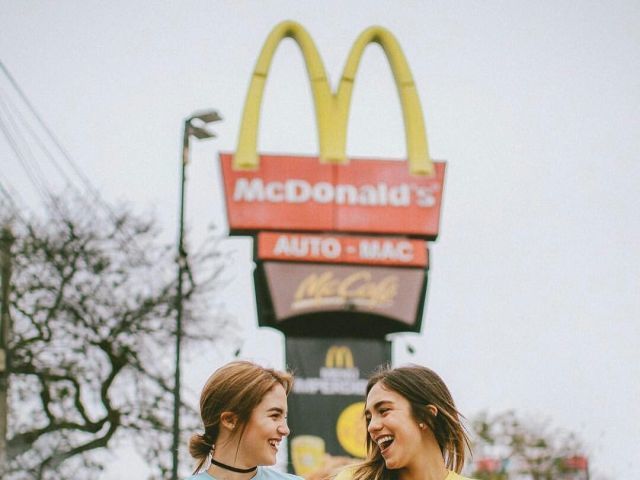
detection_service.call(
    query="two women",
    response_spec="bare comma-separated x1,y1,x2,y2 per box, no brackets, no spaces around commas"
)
187,361,474,480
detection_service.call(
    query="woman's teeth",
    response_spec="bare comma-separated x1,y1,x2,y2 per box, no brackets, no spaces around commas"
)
377,435,394,450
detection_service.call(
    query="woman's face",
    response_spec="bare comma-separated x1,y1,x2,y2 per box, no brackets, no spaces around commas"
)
239,384,290,466
365,381,424,471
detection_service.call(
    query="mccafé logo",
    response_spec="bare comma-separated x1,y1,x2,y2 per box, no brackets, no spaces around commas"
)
232,178,437,208
293,271,398,308
234,20,434,175
325,346,355,369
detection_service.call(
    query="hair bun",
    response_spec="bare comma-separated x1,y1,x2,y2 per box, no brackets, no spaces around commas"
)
188,432,213,460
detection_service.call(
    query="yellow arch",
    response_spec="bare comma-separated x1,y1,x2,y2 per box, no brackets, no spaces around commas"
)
235,20,433,175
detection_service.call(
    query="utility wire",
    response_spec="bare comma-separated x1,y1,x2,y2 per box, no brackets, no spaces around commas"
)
0,92,52,192
0,108,58,210
0,60,143,251
0,87,69,222
0,60,96,198
0,84,76,190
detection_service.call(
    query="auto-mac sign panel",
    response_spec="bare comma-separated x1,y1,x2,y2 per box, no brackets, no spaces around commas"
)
220,154,446,240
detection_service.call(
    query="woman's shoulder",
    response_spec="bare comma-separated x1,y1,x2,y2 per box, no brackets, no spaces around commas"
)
333,465,358,480
256,466,304,480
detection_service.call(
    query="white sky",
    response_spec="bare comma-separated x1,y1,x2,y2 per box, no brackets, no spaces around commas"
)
1,1,639,479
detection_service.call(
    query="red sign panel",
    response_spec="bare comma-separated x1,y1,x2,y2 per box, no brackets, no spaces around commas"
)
258,232,428,267
220,154,446,239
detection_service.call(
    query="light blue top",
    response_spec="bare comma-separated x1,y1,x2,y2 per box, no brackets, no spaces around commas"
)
185,466,302,480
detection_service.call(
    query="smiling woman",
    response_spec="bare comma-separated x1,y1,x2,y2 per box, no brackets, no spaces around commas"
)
185,361,302,480
336,365,476,480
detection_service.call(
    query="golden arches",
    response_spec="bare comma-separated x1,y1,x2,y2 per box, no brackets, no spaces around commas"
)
325,346,355,368
234,20,434,175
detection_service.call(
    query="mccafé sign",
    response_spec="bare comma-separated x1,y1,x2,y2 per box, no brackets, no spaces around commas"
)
220,20,446,240
258,262,427,331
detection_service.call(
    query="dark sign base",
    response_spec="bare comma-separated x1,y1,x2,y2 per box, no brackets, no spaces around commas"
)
275,311,411,338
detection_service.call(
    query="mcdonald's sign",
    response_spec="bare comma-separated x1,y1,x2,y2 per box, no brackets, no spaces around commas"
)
220,21,446,240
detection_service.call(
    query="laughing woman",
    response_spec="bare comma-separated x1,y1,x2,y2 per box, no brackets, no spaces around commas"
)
186,361,301,480
337,365,475,480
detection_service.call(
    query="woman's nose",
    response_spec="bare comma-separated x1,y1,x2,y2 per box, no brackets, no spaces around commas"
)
277,422,290,436
367,417,381,434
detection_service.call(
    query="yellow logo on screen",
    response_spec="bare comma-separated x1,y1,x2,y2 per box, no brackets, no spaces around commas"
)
325,345,354,368
336,401,367,458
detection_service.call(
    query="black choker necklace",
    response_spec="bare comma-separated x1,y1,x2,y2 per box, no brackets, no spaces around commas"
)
210,457,257,474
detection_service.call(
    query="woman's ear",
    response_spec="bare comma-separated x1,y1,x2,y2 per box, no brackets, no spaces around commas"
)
426,404,438,417
220,412,238,431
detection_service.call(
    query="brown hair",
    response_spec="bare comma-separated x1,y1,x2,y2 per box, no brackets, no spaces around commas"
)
352,365,470,480
188,361,294,473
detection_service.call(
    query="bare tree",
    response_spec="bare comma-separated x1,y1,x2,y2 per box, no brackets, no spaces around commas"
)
2,197,236,479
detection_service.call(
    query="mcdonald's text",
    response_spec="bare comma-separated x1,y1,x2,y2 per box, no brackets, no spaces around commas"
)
233,178,436,207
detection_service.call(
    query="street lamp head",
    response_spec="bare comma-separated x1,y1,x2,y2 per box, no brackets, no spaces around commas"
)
189,125,217,140
190,110,222,124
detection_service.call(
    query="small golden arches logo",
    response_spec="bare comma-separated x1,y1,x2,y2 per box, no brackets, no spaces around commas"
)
325,346,354,368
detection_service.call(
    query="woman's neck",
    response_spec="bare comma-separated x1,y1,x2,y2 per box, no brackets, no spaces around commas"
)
207,447,258,480
207,463,258,480
397,441,448,480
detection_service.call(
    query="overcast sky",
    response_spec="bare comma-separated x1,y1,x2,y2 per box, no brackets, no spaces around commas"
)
1,1,639,479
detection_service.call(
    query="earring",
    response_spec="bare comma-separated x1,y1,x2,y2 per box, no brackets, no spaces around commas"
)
419,422,425,429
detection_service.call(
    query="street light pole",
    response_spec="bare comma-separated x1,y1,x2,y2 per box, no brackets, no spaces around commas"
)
172,110,221,480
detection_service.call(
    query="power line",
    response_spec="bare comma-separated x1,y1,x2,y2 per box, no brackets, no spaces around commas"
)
0,60,95,197
0,60,143,251
0,84,76,190
0,109,58,210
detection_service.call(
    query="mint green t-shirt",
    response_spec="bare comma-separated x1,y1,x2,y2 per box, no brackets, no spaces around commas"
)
185,466,302,480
